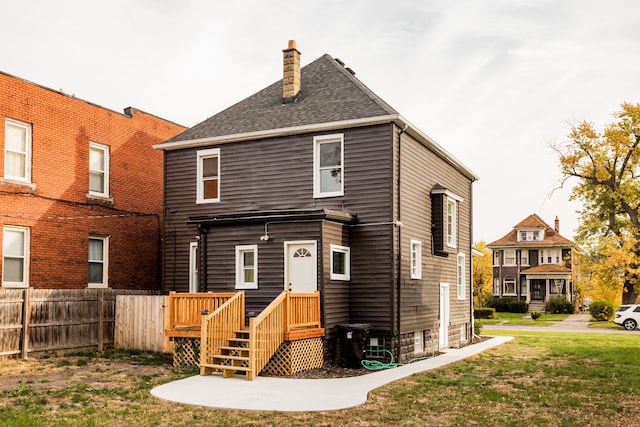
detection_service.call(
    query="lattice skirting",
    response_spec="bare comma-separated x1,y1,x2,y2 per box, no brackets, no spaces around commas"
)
261,337,324,377
171,337,201,367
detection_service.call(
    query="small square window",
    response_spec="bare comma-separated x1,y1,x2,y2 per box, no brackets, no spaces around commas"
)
330,244,350,281
236,245,257,289
504,278,516,295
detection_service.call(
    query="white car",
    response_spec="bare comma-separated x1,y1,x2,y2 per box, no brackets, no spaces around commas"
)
614,304,640,330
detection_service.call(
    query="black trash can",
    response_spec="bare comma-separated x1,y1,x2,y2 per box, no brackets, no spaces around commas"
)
335,323,371,368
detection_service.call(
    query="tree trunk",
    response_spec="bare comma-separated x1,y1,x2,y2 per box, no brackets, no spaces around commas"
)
622,279,637,304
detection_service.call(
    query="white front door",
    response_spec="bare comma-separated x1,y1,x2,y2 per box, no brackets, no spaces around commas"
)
439,283,450,348
285,241,317,293
189,242,198,293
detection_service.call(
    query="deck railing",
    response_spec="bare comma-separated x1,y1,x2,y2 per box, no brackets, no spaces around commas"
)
200,291,245,375
167,291,236,331
285,291,322,331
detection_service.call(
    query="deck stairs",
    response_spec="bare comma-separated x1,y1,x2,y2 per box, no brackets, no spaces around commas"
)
200,329,252,378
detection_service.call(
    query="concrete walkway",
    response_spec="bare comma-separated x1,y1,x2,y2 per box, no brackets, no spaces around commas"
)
151,335,512,412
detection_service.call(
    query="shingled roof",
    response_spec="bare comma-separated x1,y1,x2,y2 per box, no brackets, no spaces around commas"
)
487,213,575,248
165,54,398,144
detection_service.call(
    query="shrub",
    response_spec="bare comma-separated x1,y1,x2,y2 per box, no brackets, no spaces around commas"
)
486,297,529,313
474,307,496,319
545,296,575,314
589,300,615,321
531,311,542,320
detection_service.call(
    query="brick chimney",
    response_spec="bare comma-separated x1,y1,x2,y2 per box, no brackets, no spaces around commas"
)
282,40,301,103
554,216,560,233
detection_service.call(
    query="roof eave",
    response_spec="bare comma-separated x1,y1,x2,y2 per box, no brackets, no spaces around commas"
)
153,114,400,150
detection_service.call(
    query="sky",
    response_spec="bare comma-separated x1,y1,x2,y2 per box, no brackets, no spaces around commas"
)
2,0,639,243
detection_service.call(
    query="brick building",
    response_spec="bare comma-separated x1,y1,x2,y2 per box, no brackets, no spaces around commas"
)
1,71,185,289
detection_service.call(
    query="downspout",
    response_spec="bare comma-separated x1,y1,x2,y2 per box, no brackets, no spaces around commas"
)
197,224,207,292
395,123,407,360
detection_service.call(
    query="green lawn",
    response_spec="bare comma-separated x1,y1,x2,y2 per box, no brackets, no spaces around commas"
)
1,333,639,426
480,311,569,326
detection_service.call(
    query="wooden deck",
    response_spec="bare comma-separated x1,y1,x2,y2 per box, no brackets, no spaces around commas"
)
164,291,324,379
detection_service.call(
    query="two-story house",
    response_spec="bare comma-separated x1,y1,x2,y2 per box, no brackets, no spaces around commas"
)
487,214,576,310
0,71,186,290
154,41,478,361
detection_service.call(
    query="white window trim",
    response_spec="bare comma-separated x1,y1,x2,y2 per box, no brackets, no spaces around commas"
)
503,278,517,296
313,134,344,198
88,141,110,198
88,235,109,288
330,244,350,281
521,250,529,266
235,245,258,289
4,118,32,183
2,226,30,288
503,249,516,266
493,278,500,295
446,197,457,248
410,240,422,279
457,252,466,299
189,242,199,293
196,148,220,204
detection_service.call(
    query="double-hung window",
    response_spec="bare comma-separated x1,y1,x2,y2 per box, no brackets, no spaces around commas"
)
410,240,422,279
330,244,350,281
504,250,516,266
313,134,344,198
197,148,220,203
89,142,110,197
88,236,108,287
503,278,516,295
456,253,466,299
521,250,529,265
236,245,257,289
4,119,32,183
2,226,29,288
446,197,457,248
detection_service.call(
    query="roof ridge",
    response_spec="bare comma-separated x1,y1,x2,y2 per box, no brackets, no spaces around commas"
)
320,54,398,115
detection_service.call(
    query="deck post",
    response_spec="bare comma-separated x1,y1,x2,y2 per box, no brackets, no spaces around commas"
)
199,309,209,375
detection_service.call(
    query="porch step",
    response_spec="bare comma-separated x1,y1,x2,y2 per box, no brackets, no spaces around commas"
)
528,302,546,313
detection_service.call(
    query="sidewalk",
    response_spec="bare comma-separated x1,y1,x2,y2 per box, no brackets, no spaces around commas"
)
151,335,512,412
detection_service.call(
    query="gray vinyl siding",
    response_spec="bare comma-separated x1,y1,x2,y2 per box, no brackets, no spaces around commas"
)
162,124,395,307
203,222,322,316
321,221,350,340
396,129,473,335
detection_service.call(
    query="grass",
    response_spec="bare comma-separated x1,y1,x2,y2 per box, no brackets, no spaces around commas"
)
1,334,639,426
480,311,569,326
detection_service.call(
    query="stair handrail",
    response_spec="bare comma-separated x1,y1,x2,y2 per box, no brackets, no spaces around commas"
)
248,291,287,380
200,291,245,375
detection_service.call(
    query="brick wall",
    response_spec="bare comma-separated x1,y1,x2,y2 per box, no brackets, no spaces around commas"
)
0,71,186,289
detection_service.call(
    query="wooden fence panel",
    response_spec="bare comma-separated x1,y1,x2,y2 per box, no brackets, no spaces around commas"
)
0,289,24,357
114,295,165,352
0,288,159,358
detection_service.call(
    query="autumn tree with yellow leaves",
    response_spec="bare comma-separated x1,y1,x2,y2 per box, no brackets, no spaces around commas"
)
472,241,493,306
556,102,640,304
